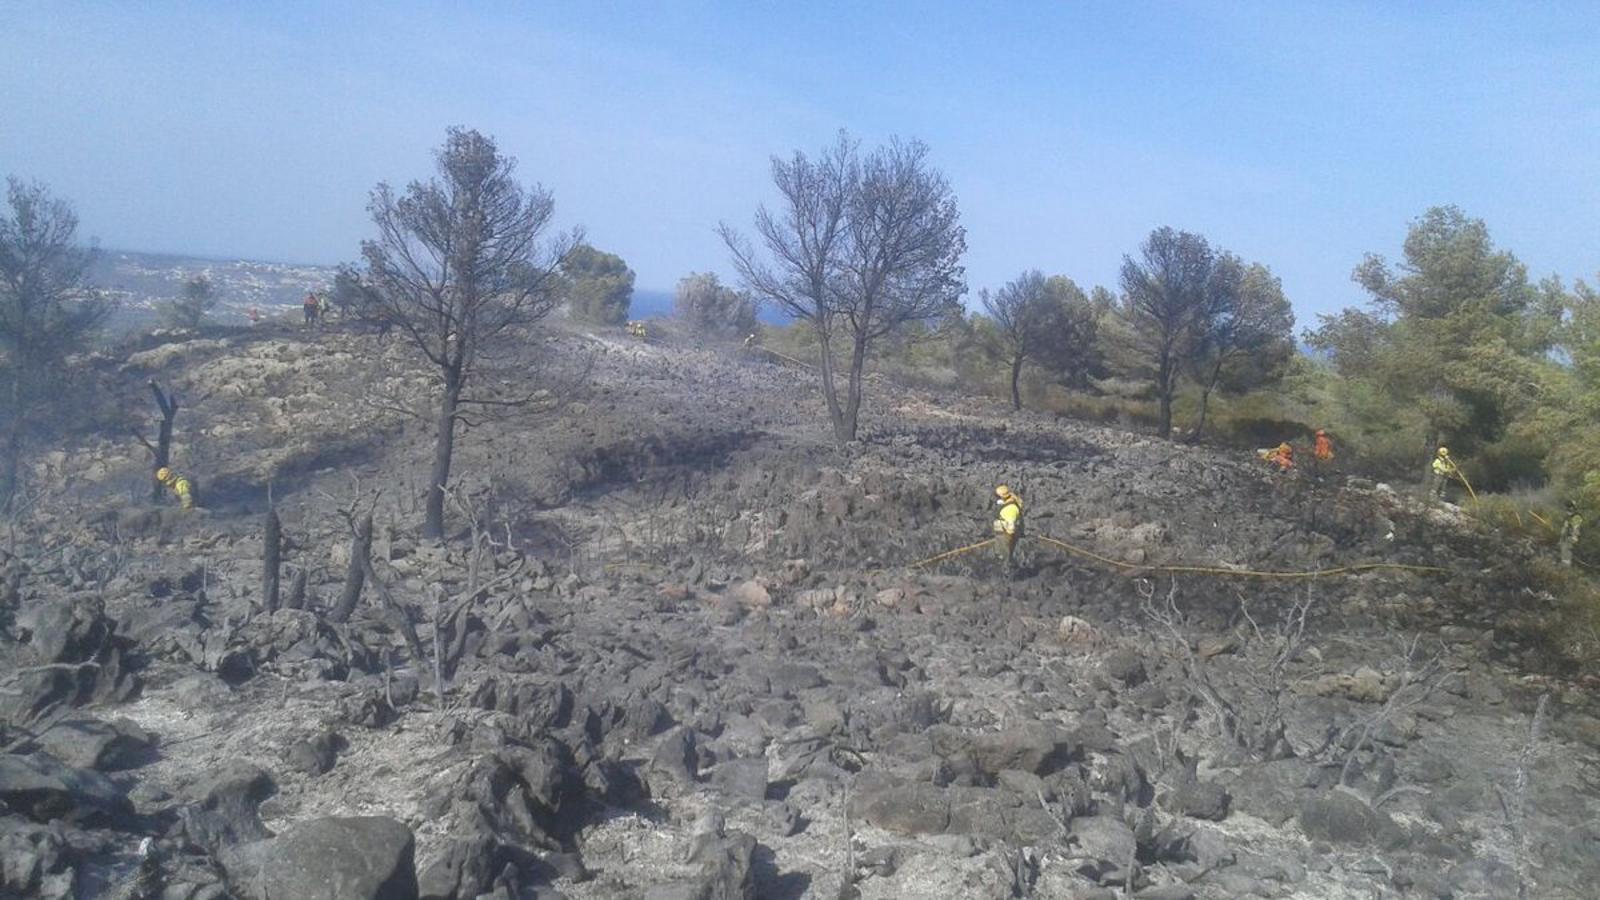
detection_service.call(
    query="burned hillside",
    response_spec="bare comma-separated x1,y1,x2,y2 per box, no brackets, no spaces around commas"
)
1,320,1597,900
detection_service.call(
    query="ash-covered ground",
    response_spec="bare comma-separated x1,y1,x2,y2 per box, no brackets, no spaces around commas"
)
2,321,1596,899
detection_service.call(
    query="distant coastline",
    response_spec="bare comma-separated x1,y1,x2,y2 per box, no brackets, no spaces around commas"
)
90,249,787,328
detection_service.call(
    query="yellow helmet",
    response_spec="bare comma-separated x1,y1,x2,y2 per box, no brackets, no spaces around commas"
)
1437,447,1449,457
995,485,1012,499
156,467,172,482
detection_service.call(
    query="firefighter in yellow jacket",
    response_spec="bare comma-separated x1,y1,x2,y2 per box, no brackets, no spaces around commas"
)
155,467,196,510
993,485,1023,564
1429,447,1457,500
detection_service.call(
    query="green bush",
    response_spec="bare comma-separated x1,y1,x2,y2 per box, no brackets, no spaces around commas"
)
1039,391,1160,431
1209,416,1311,450
1521,559,1600,672
561,244,634,326
1472,434,1551,494
1469,493,1549,543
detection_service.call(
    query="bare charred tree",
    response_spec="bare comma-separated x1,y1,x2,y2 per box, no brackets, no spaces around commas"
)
723,132,965,444
263,508,282,612
331,513,373,624
721,133,853,438
1143,580,1309,762
673,271,757,337
133,381,180,501
0,177,111,508
983,275,1043,411
830,138,966,440
1115,228,1215,439
359,128,579,538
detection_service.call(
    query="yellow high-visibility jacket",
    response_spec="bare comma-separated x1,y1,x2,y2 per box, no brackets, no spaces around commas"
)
164,473,194,510
996,498,1023,535
1432,456,1457,477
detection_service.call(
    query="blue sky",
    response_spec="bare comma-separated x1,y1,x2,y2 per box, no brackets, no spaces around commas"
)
2,1,1596,324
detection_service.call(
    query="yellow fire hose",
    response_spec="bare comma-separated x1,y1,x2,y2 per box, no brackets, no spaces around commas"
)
1030,534,1446,579
1452,467,1562,535
907,533,1446,579
752,346,814,370
909,538,996,568
1446,464,1570,538
1444,464,1513,524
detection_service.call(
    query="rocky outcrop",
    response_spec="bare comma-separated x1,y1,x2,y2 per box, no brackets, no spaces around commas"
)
0,752,133,826
221,816,418,900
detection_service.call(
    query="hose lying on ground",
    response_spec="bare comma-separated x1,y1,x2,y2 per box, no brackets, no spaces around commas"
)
907,533,1447,579
909,538,996,568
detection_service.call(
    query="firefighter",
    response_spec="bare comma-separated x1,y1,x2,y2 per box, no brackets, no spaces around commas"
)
1257,442,1294,472
993,485,1024,565
155,467,197,511
1314,430,1334,464
1429,447,1457,500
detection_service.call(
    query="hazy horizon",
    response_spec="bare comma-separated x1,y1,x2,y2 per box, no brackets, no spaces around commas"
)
4,1,1597,323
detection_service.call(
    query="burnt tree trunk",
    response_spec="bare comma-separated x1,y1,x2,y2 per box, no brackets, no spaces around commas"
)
262,508,282,612
1156,348,1175,439
331,514,373,624
423,371,462,540
2,375,26,510
1192,359,1225,444
0,421,21,514
816,327,850,446
1190,393,1211,444
1010,353,1025,411
840,333,869,444
146,381,179,502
